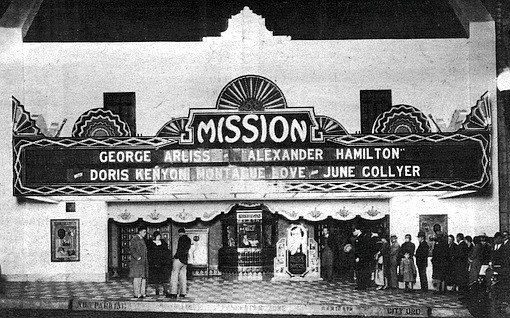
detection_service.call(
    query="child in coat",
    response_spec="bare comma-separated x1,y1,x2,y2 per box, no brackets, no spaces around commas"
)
399,252,417,292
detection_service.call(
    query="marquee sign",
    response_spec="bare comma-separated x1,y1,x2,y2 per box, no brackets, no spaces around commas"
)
12,76,492,197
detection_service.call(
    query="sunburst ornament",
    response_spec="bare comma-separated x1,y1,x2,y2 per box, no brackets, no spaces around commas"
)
316,115,349,136
216,75,287,111
461,92,491,131
12,97,43,137
372,105,431,134
72,108,131,137
156,117,189,138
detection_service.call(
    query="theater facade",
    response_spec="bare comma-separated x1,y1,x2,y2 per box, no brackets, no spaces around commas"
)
0,1,499,282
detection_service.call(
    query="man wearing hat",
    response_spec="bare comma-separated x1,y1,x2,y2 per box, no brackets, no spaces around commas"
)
389,234,400,289
416,231,429,291
468,232,490,284
353,225,371,290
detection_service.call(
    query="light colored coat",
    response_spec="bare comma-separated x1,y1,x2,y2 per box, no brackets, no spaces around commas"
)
129,235,149,278
400,257,417,283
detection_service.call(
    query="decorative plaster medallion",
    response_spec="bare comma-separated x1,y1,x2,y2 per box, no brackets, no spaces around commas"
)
119,210,132,221
336,207,351,218
176,209,193,221
308,208,322,219
372,105,431,134
365,206,380,217
148,210,162,221
72,108,131,137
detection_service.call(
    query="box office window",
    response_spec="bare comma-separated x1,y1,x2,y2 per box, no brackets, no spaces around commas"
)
360,90,392,134
103,92,136,136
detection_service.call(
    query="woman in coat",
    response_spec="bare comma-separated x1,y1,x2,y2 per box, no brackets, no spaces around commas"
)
147,231,171,295
375,236,390,290
431,232,449,294
445,235,457,289
321,227,335,282
129,226,149,299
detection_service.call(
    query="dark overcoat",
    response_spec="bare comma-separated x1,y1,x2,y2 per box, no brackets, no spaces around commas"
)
129,235,149,278
147,240,171,284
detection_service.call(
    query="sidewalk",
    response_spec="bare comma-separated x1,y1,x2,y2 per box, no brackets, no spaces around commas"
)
0,278,473,317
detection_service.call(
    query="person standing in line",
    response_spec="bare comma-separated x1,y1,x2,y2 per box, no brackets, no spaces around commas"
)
398,234,416,261
445,234,457,291
468,233,490,284
489,232,503,271
432,232,449,294
167,228,191,298
389,234,401,289
375,236,390,290
453,233,469,295
415,231,429,292
147,231,171,296
400,252,417,293
353,225,371,290
498,231,510,285
398,234,416,288
321,227,334,282
129,226,149,299
465,236,473,255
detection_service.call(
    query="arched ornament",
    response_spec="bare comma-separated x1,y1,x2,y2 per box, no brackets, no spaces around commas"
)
156,117,188,138
216,75,287,111
316,115,349,136
12,97,43,137
461,92,491,131
72,108,131,138
372,105,431,134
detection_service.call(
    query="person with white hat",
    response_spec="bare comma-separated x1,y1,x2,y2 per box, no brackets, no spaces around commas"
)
468,232,491,284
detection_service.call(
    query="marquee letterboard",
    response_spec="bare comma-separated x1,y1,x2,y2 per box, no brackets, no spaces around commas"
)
13,106,491,196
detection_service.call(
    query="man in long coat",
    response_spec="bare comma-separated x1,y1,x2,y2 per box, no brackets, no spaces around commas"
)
389,234,401,289
353,226,372,290
416,231,430,291
454,233,469,294
129,226,148,299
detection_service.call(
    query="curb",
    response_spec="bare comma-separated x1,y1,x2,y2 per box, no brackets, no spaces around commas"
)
0,297,71,310
0,296,475,317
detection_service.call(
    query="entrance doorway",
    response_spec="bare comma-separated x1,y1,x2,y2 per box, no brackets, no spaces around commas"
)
315,216,390,280
108,219,172,279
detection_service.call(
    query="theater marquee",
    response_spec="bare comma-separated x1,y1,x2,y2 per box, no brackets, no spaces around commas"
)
12,75,491,197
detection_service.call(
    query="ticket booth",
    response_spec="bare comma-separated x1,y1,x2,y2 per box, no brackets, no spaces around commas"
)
218,205,277,280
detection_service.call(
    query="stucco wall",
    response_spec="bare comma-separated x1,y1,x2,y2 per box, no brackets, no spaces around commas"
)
20,37,470,137
2,200,108,281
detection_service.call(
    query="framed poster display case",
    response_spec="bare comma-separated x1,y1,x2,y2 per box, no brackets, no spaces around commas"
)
51,219,80,262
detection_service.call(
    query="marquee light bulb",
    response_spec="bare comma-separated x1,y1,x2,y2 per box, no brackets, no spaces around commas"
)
497,68,510,92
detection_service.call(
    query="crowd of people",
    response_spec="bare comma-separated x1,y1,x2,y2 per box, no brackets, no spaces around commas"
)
129,226,191,299
130,224,509,299
340,226,510,294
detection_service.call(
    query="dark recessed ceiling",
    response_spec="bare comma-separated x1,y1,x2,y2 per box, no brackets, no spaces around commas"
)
0,1,11,20
23,0,467,42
